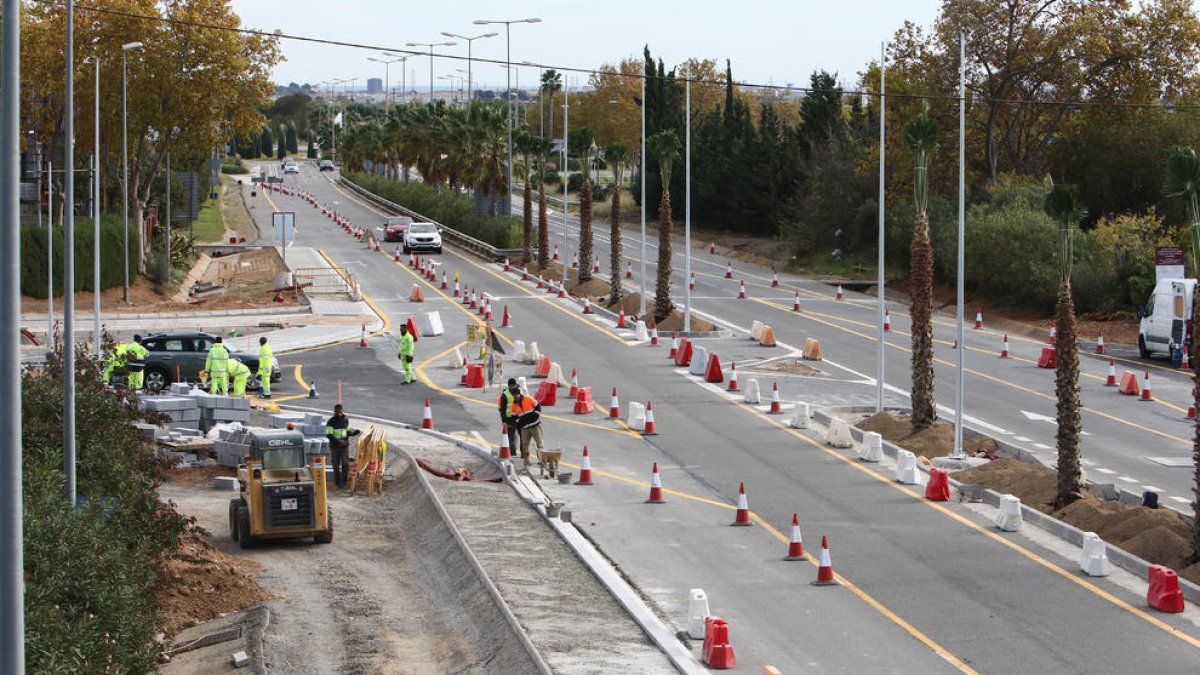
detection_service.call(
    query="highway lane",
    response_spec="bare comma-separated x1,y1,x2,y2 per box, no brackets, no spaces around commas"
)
270,166,1200,672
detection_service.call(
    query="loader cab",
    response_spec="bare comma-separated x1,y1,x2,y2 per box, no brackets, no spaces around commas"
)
230,429,332,548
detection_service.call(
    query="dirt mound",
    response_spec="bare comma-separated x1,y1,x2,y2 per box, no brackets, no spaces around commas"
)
752,358,823,376
162,465,236,488
952,459,1059,507
1120,526,1194,569
1181,561,1200,586
858,411,999,459
156,531,275,635
1053,497,1123,532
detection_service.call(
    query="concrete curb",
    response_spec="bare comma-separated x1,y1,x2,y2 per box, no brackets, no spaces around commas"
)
810,405,1200,606
21,305,308,325
244,603,270,675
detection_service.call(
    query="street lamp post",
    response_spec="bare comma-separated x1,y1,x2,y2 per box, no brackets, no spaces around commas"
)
83,54,100,358
367,56,403,114
474,18,541,215
382,52,409,105
441,31,497,102
121,40,143,304
405,41,456,103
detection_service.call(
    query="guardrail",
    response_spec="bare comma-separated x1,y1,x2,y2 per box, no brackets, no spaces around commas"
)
336,176,525,262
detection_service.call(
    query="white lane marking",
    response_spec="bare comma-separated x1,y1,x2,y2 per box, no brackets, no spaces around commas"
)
1095,468,1116,475
1014,436,1032,442
1116,476,1137,483
1141,485,1165,493
1169,496,1191,504
1033,443,1052,450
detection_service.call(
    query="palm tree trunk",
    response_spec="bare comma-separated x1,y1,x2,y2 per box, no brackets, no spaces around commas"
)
537,188,549,271
1190,292,1200,563
655,190,674,321
1054,278,1083,509
910,214,936,430
523,182,533,263
578,179,593,282
609,189,622,304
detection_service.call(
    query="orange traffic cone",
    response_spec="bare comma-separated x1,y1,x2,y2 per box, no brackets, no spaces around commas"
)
1140,371,1153,401
783,514,805,560
553,244,560,261
811,536,837,586
503,257,510,271
769,382,782,414
731,482,752,526
582,296,594,314
609,388,620,418
502,305,512,328
422,398,434,429
557,280,566,298
1049,321,1057,344
521,266,529,281
737,280,746,299
469,290,478,309
536,274,546,290
646,462,666,503
569,369,578,397
728,362,739,391
461,359,469,385
359,324,369,348
669,333,678,359
593,255,601,274
1183,345,1191,370
394,248,401,262
1096,332,1105,354
689,272,695,290
836,283,844,300
643,401,658,435
617,307,627,328
1105,359,1117,386
974,308,983,329
571,251,578,268
725,262,733,279
709,241,716,254
441,271,448,289
792,291,801,312
626,261,633,279
453,280,461,297
649,323,659,346
771,270,779,287
1000,334,1010,359
884,308,891,331
498,424,512,459
576,447,595,485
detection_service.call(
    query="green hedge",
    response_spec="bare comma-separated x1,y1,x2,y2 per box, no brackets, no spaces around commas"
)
346,172,521,248
22,215,138,298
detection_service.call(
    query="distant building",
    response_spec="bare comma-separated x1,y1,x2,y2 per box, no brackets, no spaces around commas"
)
367,78,383,94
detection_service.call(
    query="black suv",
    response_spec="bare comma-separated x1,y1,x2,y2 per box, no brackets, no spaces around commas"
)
140,331,282,392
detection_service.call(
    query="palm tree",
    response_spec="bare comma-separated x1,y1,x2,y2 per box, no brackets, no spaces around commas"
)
1044,178,1086,509
533,137,554,271
515,132,540,262
574,129,596,283
903,106,939,431
648,130,681,321
460,101,509,216
1164,146,1200,562
541,69,562,142
606,143,628,304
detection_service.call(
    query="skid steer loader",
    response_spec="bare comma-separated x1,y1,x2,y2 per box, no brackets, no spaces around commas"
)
228,429,332,548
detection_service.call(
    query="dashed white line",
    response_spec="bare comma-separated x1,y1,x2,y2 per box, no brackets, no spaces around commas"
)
1141,485,1165,493
1117,476,1137,483
1094,468,1116,475
1013,436,1032,442
1169,496,1191,504
1033,443,1051,450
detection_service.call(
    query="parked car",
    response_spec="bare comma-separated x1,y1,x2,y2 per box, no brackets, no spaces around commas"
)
284,163,299,174
383,215,414,242
318,159,335,172
403,222,443,254
139,331,282,392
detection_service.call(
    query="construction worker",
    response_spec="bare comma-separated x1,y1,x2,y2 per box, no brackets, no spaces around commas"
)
397,323,416,384
102,342,128,386
230,359,252,397
205,336,231,396
325,404,360,489
511,387,544,466
498,378,520,452
258,336,274,398
124,335,149,390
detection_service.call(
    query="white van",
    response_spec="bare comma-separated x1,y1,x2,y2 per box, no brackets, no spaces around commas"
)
1138,278,1197,357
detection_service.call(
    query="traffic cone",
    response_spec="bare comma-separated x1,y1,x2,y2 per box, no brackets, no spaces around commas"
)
617,307,627,329
461,287,471,305
557,280,566,298
771,270,779,287
769,382,782,414
669,333,679,359
461,360,469,385
394,248,401,262
709,241,716,254
1000,334,1010,359
308,381,319,399
521,266,529,281
1105,359,1117,386
572,251,578,269
569,369,578,397
582,296,594,314
359,324,369,348
553,244,560,261
731,482,752,526
498,424,512,459
1140,371,1153,401
502,305,512,328
422,398,434,429
1096,332,1105,354
728,362,739,391
453,280,461,297
441,271,448,289
1049,321,1057,344
737,280,746,299
536,275,545,290
792,291,801,312
470,290,478,309
626,261,633,279
836,283,844,300
576,447,595,485
503,257,510,271
974,308,983,329
689,272,696,290
649,323,659,346
1183,345,1192,370
783,514,806,560
811,536,837,586
643,401,658,434
408,252,415,267
593,255,601,274
609,388,620,418
1188,406,1196,419
884,308,891,331
725,262,733,279
646,462,666,503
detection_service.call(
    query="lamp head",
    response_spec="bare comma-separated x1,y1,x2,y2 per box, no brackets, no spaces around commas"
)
122,41,143,51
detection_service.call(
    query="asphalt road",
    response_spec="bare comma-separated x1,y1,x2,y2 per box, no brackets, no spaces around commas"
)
248,162,1200,673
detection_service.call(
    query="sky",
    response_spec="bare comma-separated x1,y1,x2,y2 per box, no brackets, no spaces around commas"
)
228,0,943,94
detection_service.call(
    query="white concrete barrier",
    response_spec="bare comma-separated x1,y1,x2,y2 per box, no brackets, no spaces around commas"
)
526,341,541,365
688,347,709,376
445,347,465,370
686,589,710,640
517,376,530,395
787,402,810,429
513,340,527,363
1079,532,1111,577
894,450,921,484
547,362,568,387
824,416,853,448
995,494,1023,532
627,401,647,431
750,320,764,341
634,321,648,341
418,311,444,337
743,378,762,405
858,431,883,462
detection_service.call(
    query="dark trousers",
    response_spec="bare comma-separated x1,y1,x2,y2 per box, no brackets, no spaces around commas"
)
331,443,349,488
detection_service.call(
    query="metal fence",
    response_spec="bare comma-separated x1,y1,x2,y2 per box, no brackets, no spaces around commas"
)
291,267,358,301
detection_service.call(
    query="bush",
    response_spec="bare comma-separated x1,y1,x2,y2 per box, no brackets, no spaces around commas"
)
221,163,249,174
963,200,1060,310
346,173,521,248
21,216,137,298
567,173,584,193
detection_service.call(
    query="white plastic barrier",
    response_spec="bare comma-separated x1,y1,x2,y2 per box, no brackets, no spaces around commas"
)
513,340,527,363
894,450,921,484
858,431,883,463
688,347,709,376
517,376,530,395
418,311,444,337
445,347,465,370
547,362,567,387
627,401,647,431
634,321,648,341
787,402,811,429
824,416,854,448
526,341,541,365
686,588,710,640
750,320,764,341
743,378,762,405
1079,532,1111,577
995,494,1023,532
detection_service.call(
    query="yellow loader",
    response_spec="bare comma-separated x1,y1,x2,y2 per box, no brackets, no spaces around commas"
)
229,429,332,548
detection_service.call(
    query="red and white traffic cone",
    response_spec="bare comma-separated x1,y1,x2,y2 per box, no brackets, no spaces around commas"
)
974,307,983,329
811,536,837,586
884,308,891,331
793,291,801,312
453,280,461,297
546,276,557,294
569,369,579,397
771,270,779,287
593,256,601,274
728,363,739,391
582,296,594,314
609,388,620,418
441,271,449,290
689,272,696,290
502,305,512,328
498,424,512,460
553,244,560,261
836,283,844,300
394,248,401,262
769,382,782,414
1140,371,1153,401
1096,332,1105,354
669,333,679,359
1105,359,1117,386
737,280,746,300
536,275,546,290
649,324,659,346
572,251,578,269
784,514,806,560
1049,321,1057,344
521,266,530,281
626,261,633,279
617,307,627,329
646,462,666,503
576,447,594,485
470,291,478,309
643,401,658,435
557,280,566,298
1182,345,1192,370
359,324,369,348
1000,334,1010,359
725,262,734,279
422,398,434,429
408,252,416,268
503,257,510,271
709,241,716,254
732,482,752,526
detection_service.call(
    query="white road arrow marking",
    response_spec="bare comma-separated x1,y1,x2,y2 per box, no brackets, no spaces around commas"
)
1020,410,1089,435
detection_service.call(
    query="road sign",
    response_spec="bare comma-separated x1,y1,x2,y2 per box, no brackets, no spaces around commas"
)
1156,246,1185,283
272,211,295,265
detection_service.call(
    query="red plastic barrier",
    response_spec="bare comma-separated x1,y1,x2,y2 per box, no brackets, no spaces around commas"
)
1037,347,1056,368
702,616,736,669
1147,565,1185,613
674,338,693,367
534,381,558,406
573,387,595,414
925,467,951,501
464,365,485,389
705,352,724,383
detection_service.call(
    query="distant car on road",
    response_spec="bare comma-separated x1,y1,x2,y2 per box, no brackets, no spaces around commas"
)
139,331,282,392
284,164,299,174
318,159,335,172
403,222,443,254
383,215,414,242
